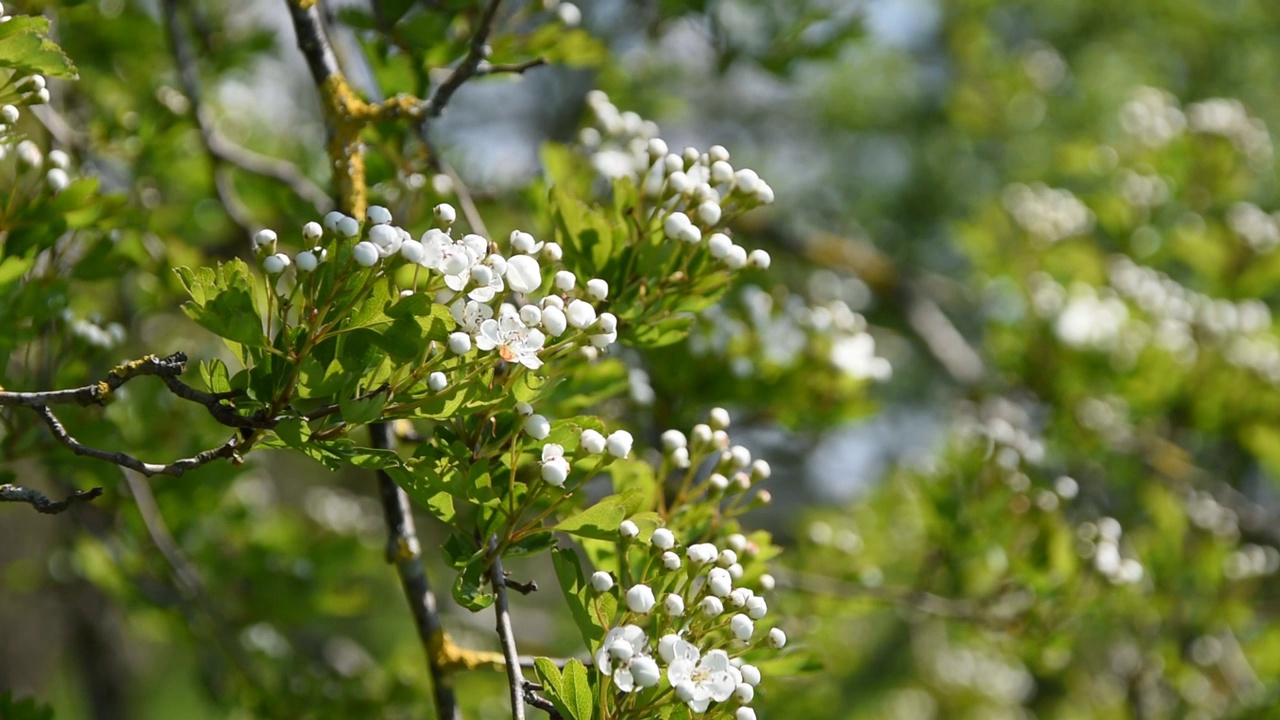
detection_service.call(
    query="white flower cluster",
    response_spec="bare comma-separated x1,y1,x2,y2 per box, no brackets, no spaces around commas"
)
593,527,778,717
1053,285,1130,350
930,646,1035,704
1119,87,1186,147
689,285,890,382
517,403,634,487
954,397,1047,470
1116,168,1170,210
1001,182,1095,244
1077,517,1144,585
1227,201,1280,254
1223,543,1280,581
579,91,774,272
1119,86,1273,167
1186,97,1273,165
254,204,623,373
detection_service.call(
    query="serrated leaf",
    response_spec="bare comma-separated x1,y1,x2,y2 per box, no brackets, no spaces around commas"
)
561,659,594,720
554,491,640,540
339,388,387,425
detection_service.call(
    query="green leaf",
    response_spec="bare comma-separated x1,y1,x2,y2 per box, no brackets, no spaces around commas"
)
554,491,639,540
452,558,495,611
0,692,54,720
561,659,594,720
339,388,388,425
552,548,602,648
0,16,77,79
532,659,577,720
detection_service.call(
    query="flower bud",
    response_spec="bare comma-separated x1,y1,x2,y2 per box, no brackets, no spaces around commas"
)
663,153,684,174
710,160,734,184
709,473,730,492
767,628,786,648
295,250,319,272
590,571,614,593
700,596,724,617
729,445,751,468
524,413,551,440
735,683,755,704
630,656,660,687
514,402,534,416
651,528,676,550
671,447,690,468
751,460,771,481
736,707,757,720
367,205,392,225
566,299,597,329
542,242,563,261
606,430,633,458
519,304,542,326
718,549,738,567
553,270,576,292
708,232,733,259
725,244,748,270
1,104,18,124
253,229,278,256
428,372,448,392
691,423,713,447
687,543,717,565
729,588,752,608
697,201,722,226
434,203,457,225
730,614,754,641
626,584,656,614
262,253,290,275
510,230,538,253
580,429,606,454
352,241,379,267
46,168,68,193
597,313,618,333
746,595,768,619
662,552,681,571
586,278,609,300
505,254,542,294
400,239,426,263
542,306,568,336
542,457,570,486
709,407,730,430
619,519,640,539
447,331,472,354
664,593,685,616
708,567,733,597
337,215,360,238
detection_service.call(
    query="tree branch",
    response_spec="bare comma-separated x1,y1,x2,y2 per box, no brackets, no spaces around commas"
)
36,405,242,477
0,352,187,407
488,535,526,720
421,0,505,118
477,57,548,78
0,483,102,514
369,422,461,720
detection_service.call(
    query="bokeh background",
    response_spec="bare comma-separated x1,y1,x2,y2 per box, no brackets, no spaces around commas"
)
6,0,1280,718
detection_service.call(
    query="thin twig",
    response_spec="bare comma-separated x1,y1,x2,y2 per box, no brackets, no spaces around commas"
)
488,535,527,720
370,422,461,720
37,405,242,477
504,577,538,595
421,0,504,118
523,682,562,719
0,352,187,407
477,58,548,77
0,483,102,514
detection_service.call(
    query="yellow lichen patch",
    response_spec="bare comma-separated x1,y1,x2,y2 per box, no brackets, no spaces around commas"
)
95,381,111,398
430,630,507,673
109,354,159,378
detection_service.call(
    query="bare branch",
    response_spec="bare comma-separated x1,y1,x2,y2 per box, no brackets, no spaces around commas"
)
36,405,242,477
477,57,548,78
370,422,462,720
0,483,102,514
488,535,527,720
504,577,538,595
422,0,505,118
0,352,187,408
523,683,562,719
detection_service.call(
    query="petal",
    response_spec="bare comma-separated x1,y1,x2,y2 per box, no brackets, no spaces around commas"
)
688,696,711,713
445,273,467,292
706,672,736,702
702,650,731,672
519,355,543,370
667,659,694,684
614,667,635,693
595,648,612,676
469,286,495,302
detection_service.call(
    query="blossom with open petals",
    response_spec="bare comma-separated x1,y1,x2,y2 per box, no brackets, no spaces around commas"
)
664,639,738,712
595,625,655,693
474,314,546,369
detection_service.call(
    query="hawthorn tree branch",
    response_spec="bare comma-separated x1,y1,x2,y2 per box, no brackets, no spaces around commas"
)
369,422,462,720
488,536,527,720
421,0,504,118
477,58,548,77
0,352,187,407
0,483,102,514
36,405,243,477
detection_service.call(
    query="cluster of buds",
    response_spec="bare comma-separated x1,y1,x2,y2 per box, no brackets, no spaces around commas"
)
579,91,774,273
252,203,624,374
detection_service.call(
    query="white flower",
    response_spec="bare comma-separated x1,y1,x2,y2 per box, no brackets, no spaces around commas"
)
619,519,640,539
505,254,542,293
263,253,290,275
524,414,551,440
700,596,724,617
687,543,717,565
590,571,614,593
595,625,653,693
302,221,323,242
767,628,787,649
664,593,685,616
554,270,577,292
447,332,472,354
367,205,392,225
434,203,457,225
428,372,448,392
651,528,676,550
586,278,609,300
451,299,494,333
474,315,546,369
661,430,687,452
542,306,568,336
606,430,633,458
566,299,597,329
746,595,768,619
708,407,731,430
353,241,380,267
708,567,733,597
730,614,754,641
580,429,607,454
626,584,656,614
739,664,761,686
666,641,738,713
